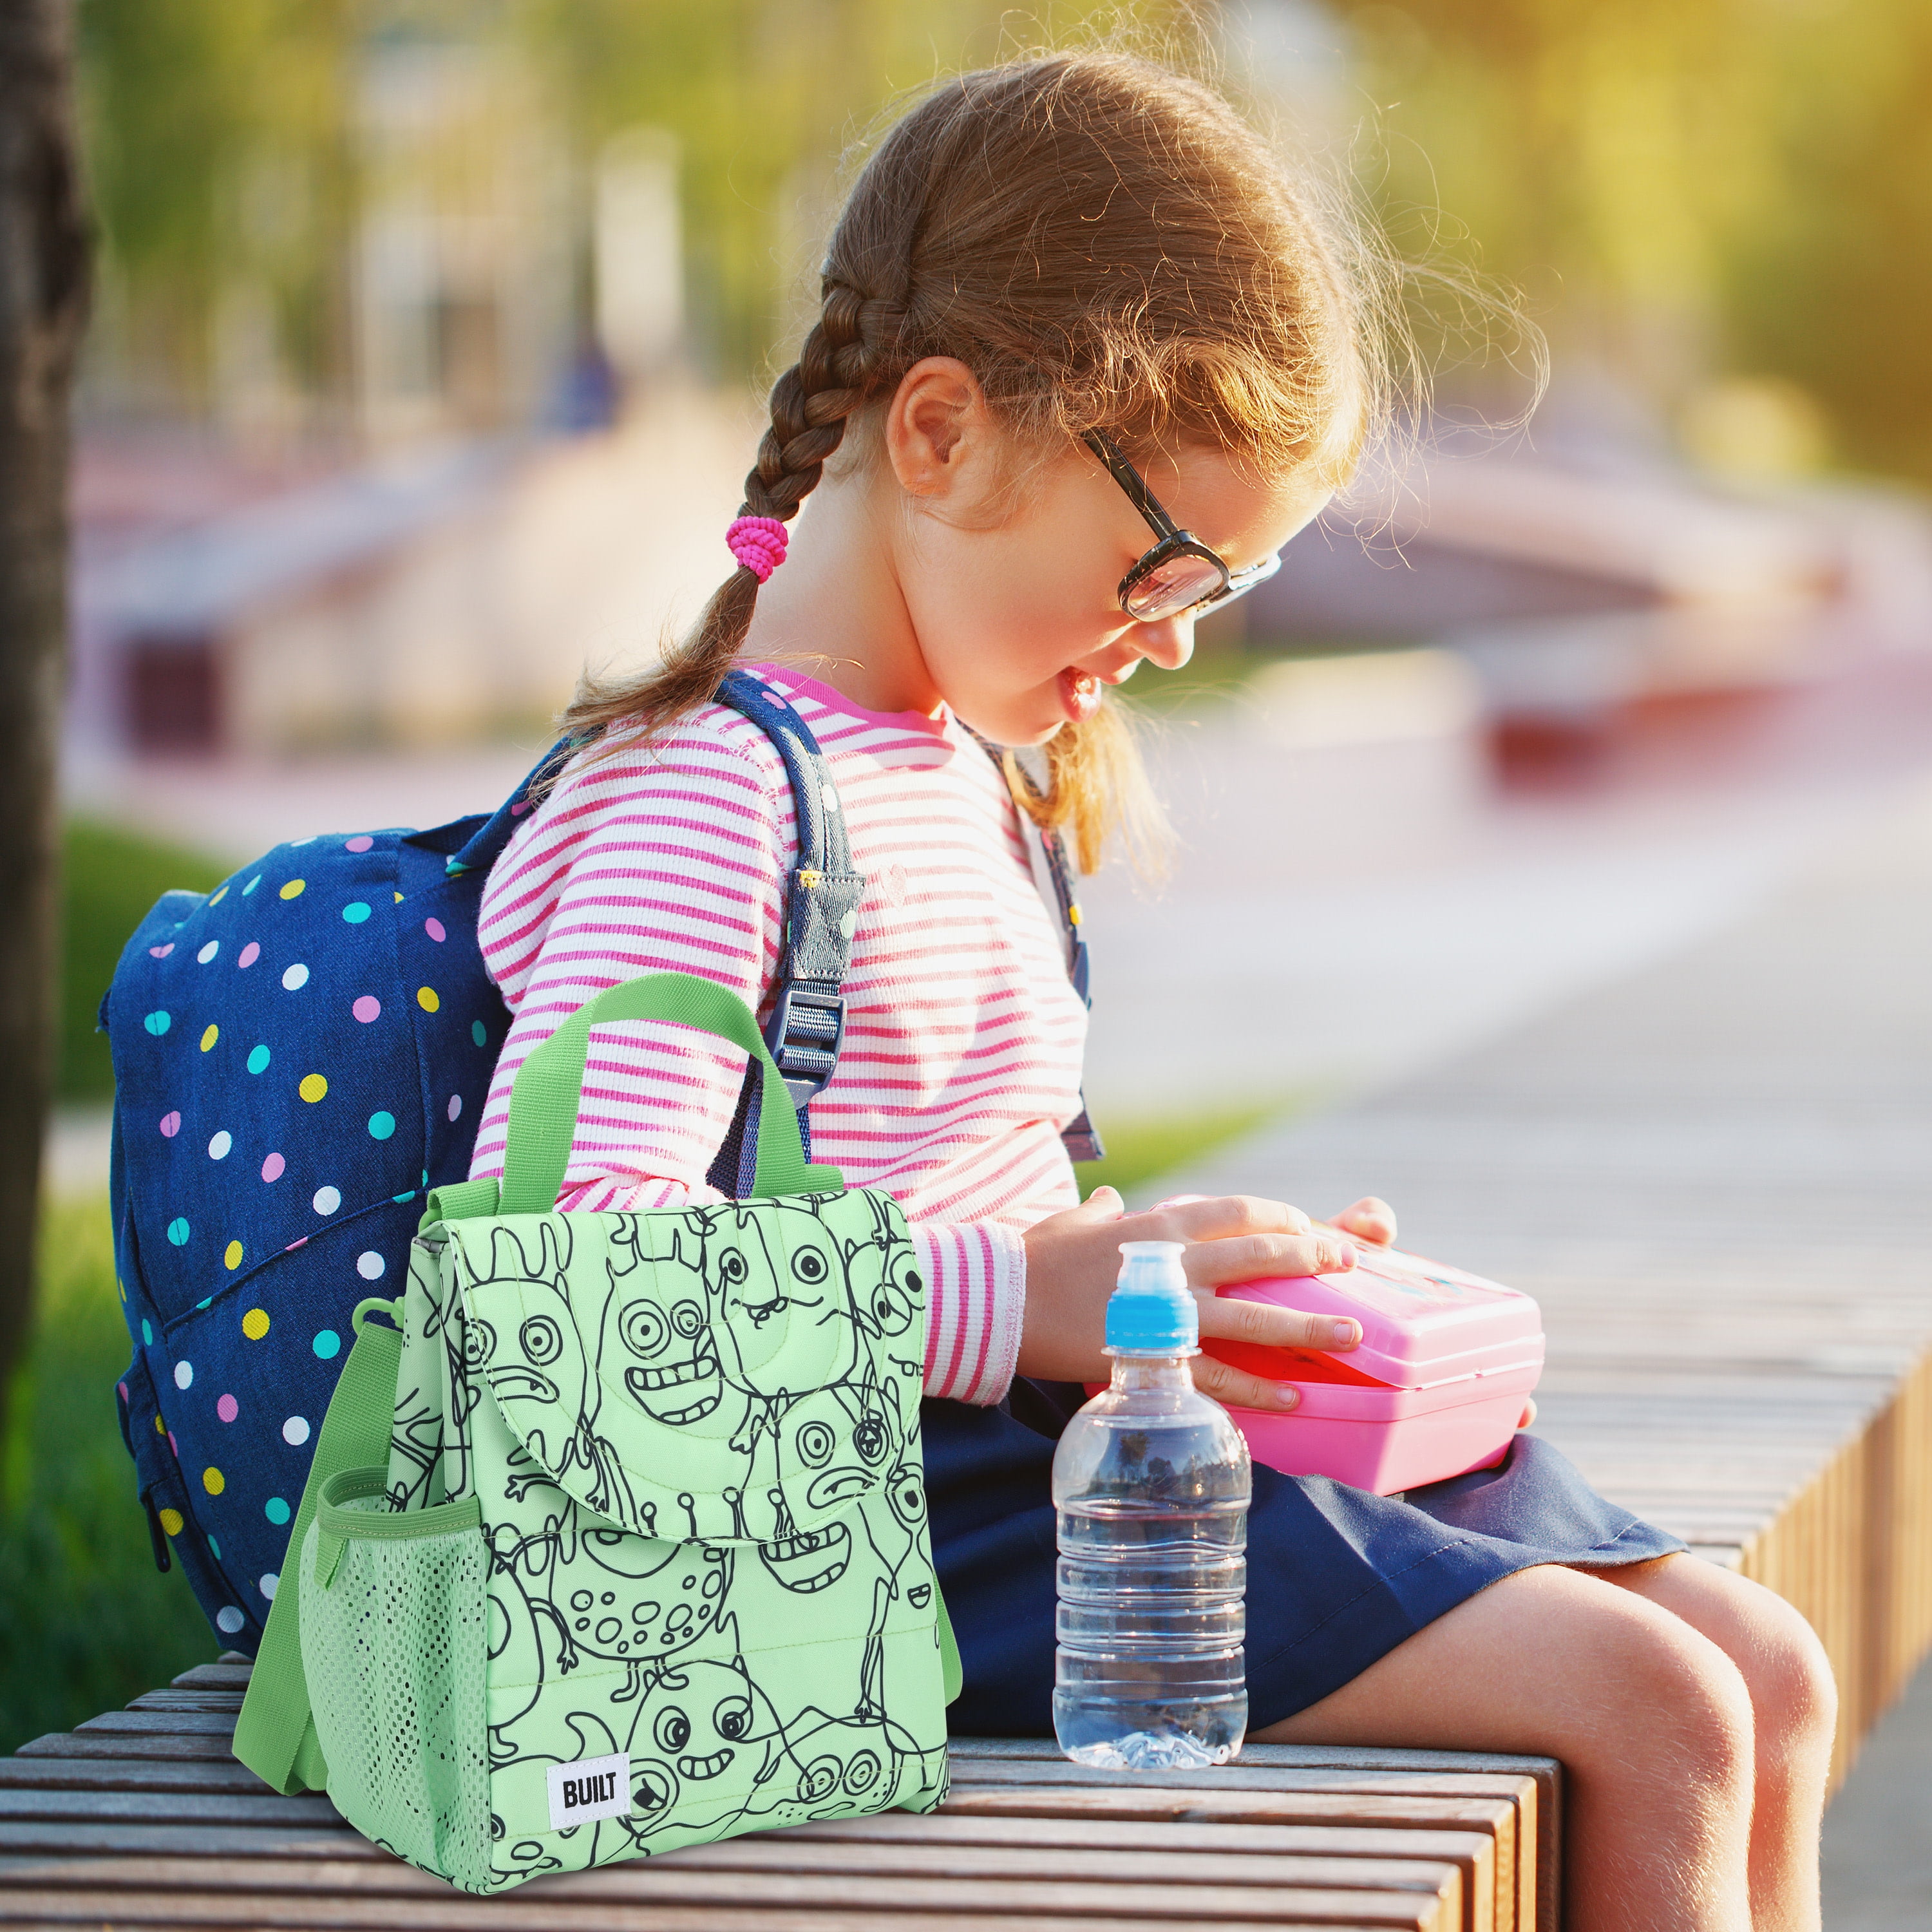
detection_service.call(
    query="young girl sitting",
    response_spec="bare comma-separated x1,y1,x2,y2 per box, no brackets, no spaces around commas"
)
469,52,1836,1932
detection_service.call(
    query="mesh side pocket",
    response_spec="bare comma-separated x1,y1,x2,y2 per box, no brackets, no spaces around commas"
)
298,1477,493,1891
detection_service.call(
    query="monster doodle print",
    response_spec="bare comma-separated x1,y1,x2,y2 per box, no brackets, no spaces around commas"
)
359,1182,952,1889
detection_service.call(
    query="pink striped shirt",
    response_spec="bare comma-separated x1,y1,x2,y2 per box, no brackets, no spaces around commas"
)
468,664,1088,1405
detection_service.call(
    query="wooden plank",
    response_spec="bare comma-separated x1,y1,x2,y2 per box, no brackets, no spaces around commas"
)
0,1790,341,1828
0,1814,1457,1896
942,1786,1524,1932
128,1689,245,1714
0,1773,1497,1932
0,1820,1460,1917
0,1771,1500,1931
0,1856,1450,1929
945,1747,1543,1920
788,1812,1495,1932
12,1728,241,1763
0,1888,1369,1932
71,1709,240,1738
0,1893,1376,1932
0,1755,274,1795
950,1732,1558,1911
0,1823,362,1860
171,1663,255,1692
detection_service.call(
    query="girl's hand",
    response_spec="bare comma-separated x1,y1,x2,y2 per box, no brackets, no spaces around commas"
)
1018,1188,1364,1409
1331,1196,1397,1246
1316,1197,1536,1425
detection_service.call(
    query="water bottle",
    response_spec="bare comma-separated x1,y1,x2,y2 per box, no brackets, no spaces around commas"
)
1052,1239,1252,1770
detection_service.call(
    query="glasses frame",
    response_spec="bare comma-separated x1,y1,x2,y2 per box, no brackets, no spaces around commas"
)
1082,430,1283,623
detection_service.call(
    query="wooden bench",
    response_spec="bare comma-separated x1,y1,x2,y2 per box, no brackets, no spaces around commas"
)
1177,775,1932,1790
0,1659,1556,1929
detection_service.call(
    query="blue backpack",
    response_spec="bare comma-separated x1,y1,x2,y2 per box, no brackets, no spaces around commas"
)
104,674,1100,1652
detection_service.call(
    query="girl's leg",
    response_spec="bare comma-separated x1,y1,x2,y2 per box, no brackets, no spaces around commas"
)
1251,1564,1756,1932
1586,1556,1837,1932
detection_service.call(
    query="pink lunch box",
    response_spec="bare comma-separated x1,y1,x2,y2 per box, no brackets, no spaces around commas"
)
1201,1242,1545,1496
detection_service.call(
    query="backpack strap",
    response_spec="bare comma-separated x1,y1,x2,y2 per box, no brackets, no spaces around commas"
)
715,670,866,1121
440,736,583,878
700,670,865,1190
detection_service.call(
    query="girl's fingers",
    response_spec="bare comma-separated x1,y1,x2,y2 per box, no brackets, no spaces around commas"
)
1189,1350,1300,1412
1184,1228,1355,1287
1197,1291,1360,1352
1332,1196,1397,1245
1141,1195,1312,1242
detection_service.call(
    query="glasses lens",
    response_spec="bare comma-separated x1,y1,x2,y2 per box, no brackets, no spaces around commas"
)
1124,551,1227,621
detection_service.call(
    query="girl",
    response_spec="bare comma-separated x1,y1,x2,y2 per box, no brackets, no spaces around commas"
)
470,52,1835,1932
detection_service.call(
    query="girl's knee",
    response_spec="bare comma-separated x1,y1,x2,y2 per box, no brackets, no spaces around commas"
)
1618,1615,1756,1793
1546,1577,1756,1798
1740,1588,1838,1766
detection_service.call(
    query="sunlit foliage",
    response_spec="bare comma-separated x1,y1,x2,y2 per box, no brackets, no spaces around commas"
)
71,0,1932,479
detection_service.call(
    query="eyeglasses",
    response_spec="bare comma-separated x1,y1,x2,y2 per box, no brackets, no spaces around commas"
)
1083,430,1283,623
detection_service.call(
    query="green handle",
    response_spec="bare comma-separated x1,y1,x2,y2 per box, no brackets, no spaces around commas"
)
231,1297,407,1795
497,972,841,1215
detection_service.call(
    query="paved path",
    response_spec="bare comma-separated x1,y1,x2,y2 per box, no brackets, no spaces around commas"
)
1166,768,1932,1558
1823,1651,1932,1927
1080,645,1932,1118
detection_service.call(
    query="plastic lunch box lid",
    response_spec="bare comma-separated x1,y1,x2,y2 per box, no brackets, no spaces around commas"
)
1216,1242,1544,1390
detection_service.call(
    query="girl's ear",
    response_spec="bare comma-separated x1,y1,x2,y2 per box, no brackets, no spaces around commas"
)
884,357,998,505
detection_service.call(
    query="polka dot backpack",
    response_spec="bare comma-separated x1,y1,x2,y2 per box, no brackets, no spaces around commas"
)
102,674,867,1654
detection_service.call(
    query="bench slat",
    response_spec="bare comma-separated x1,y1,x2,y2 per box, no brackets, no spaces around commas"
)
12,1729,242,1763
0,1755,274,1795
0,1855,1450,1928
0,1889,1377,1932
169,1665,256,1692
942,1785,1524,1932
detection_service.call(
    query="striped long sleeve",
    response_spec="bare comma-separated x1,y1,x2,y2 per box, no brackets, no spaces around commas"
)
466,665,1089,1406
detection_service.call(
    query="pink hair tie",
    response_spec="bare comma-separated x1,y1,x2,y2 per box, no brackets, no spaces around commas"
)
726,514,789,583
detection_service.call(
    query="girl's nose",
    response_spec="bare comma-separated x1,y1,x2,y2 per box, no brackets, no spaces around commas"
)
1132,614,1195,670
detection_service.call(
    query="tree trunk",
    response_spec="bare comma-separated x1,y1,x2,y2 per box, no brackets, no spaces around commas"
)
0,0,90,1431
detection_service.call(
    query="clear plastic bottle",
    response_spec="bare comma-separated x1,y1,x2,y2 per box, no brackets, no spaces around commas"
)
1052,1240,1252,1770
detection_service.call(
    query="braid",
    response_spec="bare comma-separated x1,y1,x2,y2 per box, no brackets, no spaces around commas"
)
743,282,876,521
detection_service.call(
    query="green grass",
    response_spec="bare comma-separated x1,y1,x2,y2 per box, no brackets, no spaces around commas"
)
1075,1100,1291,1208
0,1196,218,1754
61,820,227,1103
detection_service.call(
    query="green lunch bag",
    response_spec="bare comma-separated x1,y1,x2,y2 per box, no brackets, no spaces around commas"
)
233,971,959,1893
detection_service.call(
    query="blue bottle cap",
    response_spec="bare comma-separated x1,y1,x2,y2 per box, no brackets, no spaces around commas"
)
1104,1240,1198,1356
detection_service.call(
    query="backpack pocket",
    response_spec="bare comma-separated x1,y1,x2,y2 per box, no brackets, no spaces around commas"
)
299,1466,495,1893
150,1197,425,1647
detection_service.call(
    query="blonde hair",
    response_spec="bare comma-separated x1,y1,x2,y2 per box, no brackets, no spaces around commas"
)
565,50,1378,871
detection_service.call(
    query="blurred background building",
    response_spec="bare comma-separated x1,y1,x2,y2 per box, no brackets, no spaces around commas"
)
61,0,1932,774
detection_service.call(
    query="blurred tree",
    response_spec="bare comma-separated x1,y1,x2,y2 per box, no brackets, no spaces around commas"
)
513,0,1180,383
1336,0,1932,480
77,0,356,421
0,0,91,1430
1721,0,1932,484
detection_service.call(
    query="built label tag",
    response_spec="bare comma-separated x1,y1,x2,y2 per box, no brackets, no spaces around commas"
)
545,1752,630,1830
